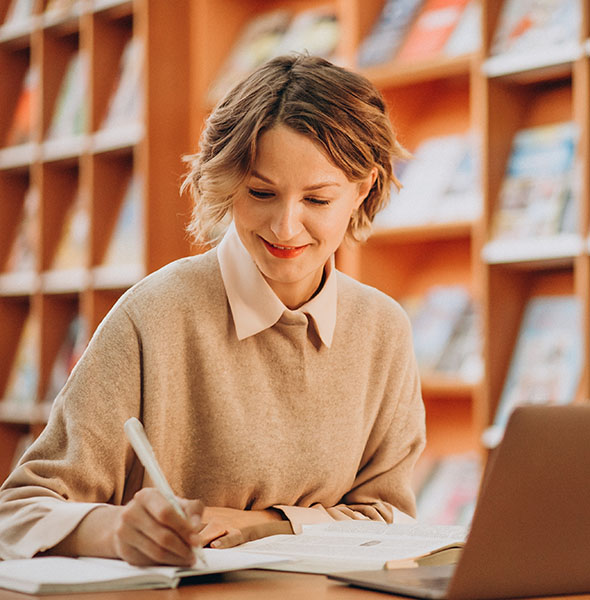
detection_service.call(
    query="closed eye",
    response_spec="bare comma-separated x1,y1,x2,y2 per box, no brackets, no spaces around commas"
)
248,188,274,200
306,197,330,206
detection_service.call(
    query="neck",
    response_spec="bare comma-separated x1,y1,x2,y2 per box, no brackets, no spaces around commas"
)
270,268,326,310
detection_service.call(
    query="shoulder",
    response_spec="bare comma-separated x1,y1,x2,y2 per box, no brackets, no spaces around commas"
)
111,249,224,319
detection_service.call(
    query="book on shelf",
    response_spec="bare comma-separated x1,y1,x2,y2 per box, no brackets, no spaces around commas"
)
482,295,583,449
395,0,473,63
101,173,143,266
101,37,143,131
434,300,482,383
489,0,581,57
489,121,578,243
373,133,480,229
2,0,35,26
270,6,340,63
3,311,39,406
5,64,38,147
401,285,479,378
51,191,89,270
357,0,425,68
442,0,481,57
43,314,87,407
415,453,483,526
207,9,291,104
47,50,88,139
0,551,283,595
237,521,468,573
207,7,340,104
4,186,38,274
44,0,81,16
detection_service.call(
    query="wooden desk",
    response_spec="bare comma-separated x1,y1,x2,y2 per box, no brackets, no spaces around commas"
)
0,570,589,600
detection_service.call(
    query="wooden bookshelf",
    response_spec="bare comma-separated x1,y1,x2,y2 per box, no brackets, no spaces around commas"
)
1,0,589,487
187,0,589,464
0,0,191,478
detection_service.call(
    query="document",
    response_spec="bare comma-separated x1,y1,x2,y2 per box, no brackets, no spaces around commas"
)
0,549,284,595
237,521,468,574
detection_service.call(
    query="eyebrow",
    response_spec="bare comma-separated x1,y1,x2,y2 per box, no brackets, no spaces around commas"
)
250,170,341,191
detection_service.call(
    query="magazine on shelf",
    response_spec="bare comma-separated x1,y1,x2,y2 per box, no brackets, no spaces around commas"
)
101,37,143,130
357,0,424,68
2,0,35,26
415,453,483,526
269,6,340,62
51,192,89,270
44,0,80,16
395,0,472,63
102,174,143,266
47,50,88,139
207,8,341,105
443,0,481,57
482,295,583,449
4,186,38,273
401,285,473,375
207,9,291,104
5,64,38,147
43,314,88,407
3,312,38,406
373,133,480,229
434,301,482,383
489,121,578,242
490,0,580,57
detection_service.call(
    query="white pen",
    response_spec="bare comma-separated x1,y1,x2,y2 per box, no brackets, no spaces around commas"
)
124,417,207,567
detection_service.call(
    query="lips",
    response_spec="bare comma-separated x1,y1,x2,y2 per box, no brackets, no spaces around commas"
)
261,238,308,259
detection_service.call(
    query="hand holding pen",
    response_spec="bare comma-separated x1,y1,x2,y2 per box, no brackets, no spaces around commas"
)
122,417,207,567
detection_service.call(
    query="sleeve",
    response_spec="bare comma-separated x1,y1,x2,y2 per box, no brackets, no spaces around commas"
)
0,302,144,560
276,309,426,530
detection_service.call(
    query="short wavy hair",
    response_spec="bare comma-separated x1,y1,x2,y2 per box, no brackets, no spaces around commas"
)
182,54,407,246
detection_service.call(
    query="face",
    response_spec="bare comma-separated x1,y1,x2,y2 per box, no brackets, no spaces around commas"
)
232,125,375,309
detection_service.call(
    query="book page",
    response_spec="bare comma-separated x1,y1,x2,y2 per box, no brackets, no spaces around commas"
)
237,521,468,573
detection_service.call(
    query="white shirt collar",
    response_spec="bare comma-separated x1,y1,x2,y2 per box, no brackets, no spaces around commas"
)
217,223,336,347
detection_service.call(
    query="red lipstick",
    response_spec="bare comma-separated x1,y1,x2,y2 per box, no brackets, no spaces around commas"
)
262,238,308,259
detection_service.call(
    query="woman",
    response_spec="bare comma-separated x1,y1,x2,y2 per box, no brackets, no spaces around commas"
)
0,54,425,566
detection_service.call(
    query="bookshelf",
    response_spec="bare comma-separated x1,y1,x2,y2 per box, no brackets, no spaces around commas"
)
188,0,589,471
1,0,589,504
0,0,192,478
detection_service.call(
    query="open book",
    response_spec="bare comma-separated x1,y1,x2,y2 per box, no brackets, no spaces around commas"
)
0,550,282,595
237,521,468,574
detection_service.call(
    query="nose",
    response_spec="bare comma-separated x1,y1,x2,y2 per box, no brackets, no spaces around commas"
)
270,199,304,241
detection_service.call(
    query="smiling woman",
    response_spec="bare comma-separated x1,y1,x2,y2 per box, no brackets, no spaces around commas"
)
232,125,376,309
0,54,425,568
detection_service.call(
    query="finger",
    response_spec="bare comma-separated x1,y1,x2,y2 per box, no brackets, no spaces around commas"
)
210,528,243,549
120,493,194,563
197,520,229,547
137,489,194,546
119,527,195,566
179,497,205,521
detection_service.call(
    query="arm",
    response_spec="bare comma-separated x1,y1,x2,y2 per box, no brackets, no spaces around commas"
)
0,302,144,560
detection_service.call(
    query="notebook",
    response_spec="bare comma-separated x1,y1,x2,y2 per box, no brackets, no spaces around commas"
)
329,404,590,599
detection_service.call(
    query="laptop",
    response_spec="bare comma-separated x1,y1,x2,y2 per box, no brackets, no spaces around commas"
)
329,404,590,599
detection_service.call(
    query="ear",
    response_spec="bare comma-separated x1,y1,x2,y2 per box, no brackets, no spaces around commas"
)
354,167,378,210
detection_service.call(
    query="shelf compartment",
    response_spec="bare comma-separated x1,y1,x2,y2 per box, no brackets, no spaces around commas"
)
364,53,477,89
482,233,584,267
483,42,584,82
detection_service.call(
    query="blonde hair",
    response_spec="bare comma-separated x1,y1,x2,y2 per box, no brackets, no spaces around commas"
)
182,54,407,246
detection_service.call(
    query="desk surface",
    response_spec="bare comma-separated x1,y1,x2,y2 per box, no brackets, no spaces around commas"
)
0,570,589,600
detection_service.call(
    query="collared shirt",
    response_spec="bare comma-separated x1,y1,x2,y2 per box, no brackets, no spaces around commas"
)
217,223,337,348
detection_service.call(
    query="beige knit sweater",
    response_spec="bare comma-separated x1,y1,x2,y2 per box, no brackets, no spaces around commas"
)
0,249,425,560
